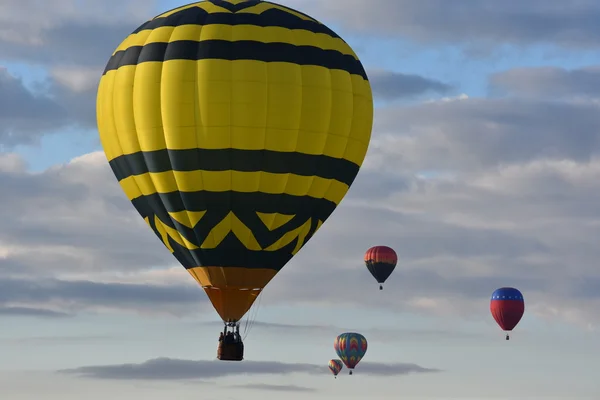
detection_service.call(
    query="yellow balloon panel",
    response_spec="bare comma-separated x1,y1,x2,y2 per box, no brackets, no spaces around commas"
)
97,0,373,322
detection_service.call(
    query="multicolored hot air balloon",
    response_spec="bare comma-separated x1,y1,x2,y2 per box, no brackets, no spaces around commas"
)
364,246,397,290
96,0,373,361
329,359,343,378
334,332,367,375
490,287,525,340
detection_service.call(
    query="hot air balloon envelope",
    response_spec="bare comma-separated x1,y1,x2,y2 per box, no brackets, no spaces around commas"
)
96,0,373,327
329,359,343,377
490,287,525,331
334,332,367,374
364,246,397,289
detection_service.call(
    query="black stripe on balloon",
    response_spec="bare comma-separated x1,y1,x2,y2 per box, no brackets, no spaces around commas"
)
365,261,396,284
109,149,360,187
130,191,337,221
103,40,367,80
134,6,339,39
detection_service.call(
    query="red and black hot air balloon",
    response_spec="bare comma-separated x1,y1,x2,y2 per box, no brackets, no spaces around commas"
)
490,287,525,340
364,246,397,290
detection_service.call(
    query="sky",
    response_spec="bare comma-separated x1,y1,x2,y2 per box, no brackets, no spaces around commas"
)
1,0,600,398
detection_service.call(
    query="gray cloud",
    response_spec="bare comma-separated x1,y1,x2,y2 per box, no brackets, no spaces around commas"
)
0,2,458,147
0,1,159,146
45,68,99,128
0,68,70,147
0,0,449,149
0,152,175,279
255,155,600,324
490,65,600,98
9,335,115,345
0,306,70,318
14,0,600,59
0,67,101,147
59,358,323,380
0,277,200,304
233,384,316,392
59,357,439,380
0,277,206,316
263,250,550,319
291,0,600,48
0,22,138,68
369,70,453,101
1,6,600,332
3,84,600,325
0,153,204,317
0,0,157,67
249,84,600,326
359,362,441,376
371,97,600,172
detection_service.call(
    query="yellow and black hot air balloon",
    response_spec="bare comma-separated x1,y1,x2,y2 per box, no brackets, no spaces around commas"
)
96,0,373,361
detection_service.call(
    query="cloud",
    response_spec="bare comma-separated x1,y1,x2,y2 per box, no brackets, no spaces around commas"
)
20,0,599,59
9,335,115,345
45,66,101,128
370,97,600,172
243,72,600,328
290,0,600,48
0,306,70,318
359,362,441,376
369,70,453,101
0,1,161,146
257,154,600,325
233,384,316,392
291,171,600,326
0,277,205,316
59,358,323,380
0,0,448,147
59,357,439,380
0,0,158,67
0,66,101,147
3,83,600,327
0,68,70,146
0,151,211,316
3,29,600,332
0,151,175,280
490,65,600,99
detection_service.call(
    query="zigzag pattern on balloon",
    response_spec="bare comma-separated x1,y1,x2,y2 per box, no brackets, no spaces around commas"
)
328,359,343,376
334,332,368,369
138,204,324,270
